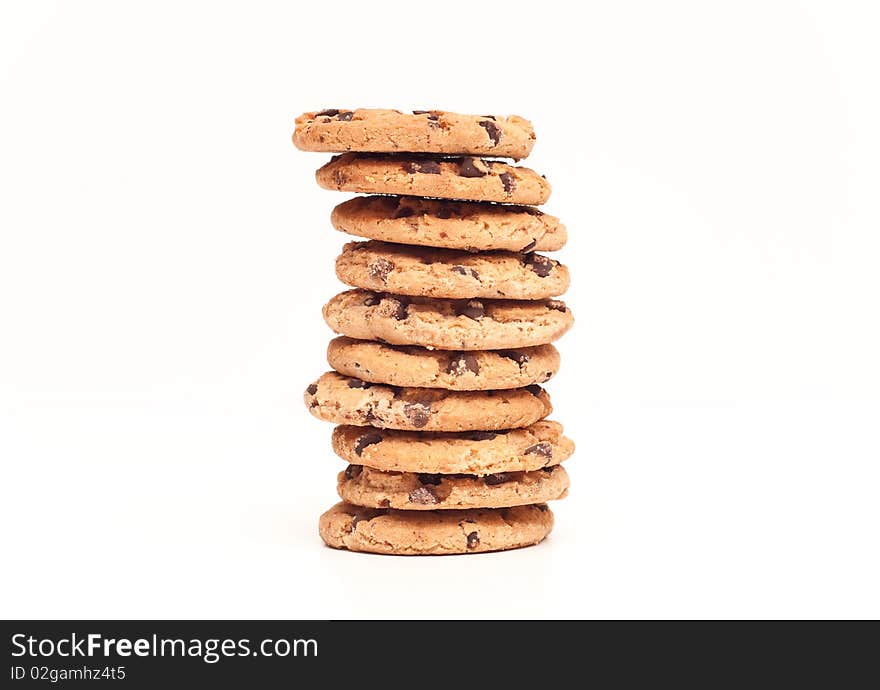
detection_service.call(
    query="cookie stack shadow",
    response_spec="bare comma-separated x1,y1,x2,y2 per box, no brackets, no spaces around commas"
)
294,108,574,555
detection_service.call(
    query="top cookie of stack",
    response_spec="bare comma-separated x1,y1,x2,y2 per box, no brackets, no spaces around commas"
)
294,108,536,159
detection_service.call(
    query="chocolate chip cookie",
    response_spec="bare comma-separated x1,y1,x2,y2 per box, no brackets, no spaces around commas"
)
331,196,567,252
304,371,552,432
294,109,535,160
319,501,554,555
316,154,551,205
335,241,570,300
332,420,574,475
323,290,574,350
326,337,560,391
337,464,570,511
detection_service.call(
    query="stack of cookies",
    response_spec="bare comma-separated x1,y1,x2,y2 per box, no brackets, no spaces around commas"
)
293,108,574,555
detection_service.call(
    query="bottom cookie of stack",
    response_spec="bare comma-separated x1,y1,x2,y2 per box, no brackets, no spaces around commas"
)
319,502,554,556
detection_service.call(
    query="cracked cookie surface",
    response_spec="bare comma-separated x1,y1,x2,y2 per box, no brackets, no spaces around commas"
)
336,240,569,300
304,371,552,432
319,501,553,555
316,153,551,205
331,196,567,252
294,108,535,159
326,337,560,391
332,420,574,475
337,464,569,510
323,289,573,350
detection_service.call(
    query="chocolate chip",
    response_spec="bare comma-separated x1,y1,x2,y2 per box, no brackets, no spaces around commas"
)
418,473,443,485
535,504,549,512
546,299,567,312
403,160,441,175
451,265,480,280
413,110,441,125
391,297,409,320
499,350,530,366
499,172,516,194
363,293,381,306
458,299,485,320
354,432,383,456
464,431,497,441
363,409,377,424
520,239,537,253
447,353,480,376
466,531,480,549
344,464,363,480
479,119,502,146
368,257,395,282
541,466,555,474
394,206,415,219
484,472,511,486
524,442,553,458
458,157,489,178
306,383,318,395
347,378,372,389
408,486,439,505
524,384,543,397
315,109,339,117
523,253,554,277
435,205,455,219
404,402,431,428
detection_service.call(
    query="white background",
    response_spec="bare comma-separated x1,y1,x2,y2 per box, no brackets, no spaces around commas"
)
1,0,878,619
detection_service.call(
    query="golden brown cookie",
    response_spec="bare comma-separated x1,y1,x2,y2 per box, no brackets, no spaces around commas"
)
332,420,574,475
335,241,569,300
304,371,552,432
316,154,551,205
319,501,554,555
293,108,535,159
337,464,570,510
326,337,560,391
331,196,567,252
323,290,574,350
